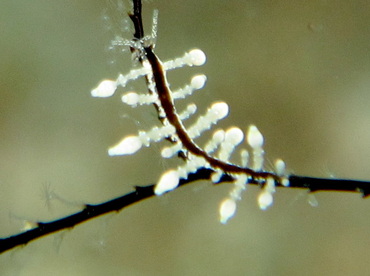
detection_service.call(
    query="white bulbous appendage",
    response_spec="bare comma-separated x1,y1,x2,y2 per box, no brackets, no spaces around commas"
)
122,92,139,106
219,198,237,224
218,127,244,161
274,159,286,176
187,102,229,139
188,49,206,66
190,74,207,89
161,147,173,158
225,127,244,145
247,125,264,148
91,80,117,97
108,136,142,156
204,130,225,154
116,66,151,88
210,102,229,120
122,92,157,106
154,170,180,196
163,49,207,71
258,191,273,210
258,178,275,210
185,103,197,116
213,130,225,143
179,104,197,120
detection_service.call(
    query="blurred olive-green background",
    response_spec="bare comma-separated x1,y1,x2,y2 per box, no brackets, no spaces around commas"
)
1,1,370,275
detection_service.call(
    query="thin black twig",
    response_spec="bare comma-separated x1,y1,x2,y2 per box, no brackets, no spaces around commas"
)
0,168,369,254
128,0,144,40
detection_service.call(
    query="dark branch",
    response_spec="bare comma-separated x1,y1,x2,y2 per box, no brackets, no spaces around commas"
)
289,175,370,197
0,168,211,254
1,168,369,254
128,0,144,40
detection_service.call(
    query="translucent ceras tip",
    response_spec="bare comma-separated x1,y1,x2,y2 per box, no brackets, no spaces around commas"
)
213,129,226,143
121,92,139,106
247,125,264,148
108,136,142,156
154,170,180,196
161,147,173,159
187,49,207,66
225,127,244,145
91,80,117,98
274,159,286,176
219,198,237,224
210,102,229,119
186,103,197,115
190,74,207,89
258,191,273,210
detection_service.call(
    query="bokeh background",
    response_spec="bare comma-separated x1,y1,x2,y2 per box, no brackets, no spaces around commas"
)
1,1,370,275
